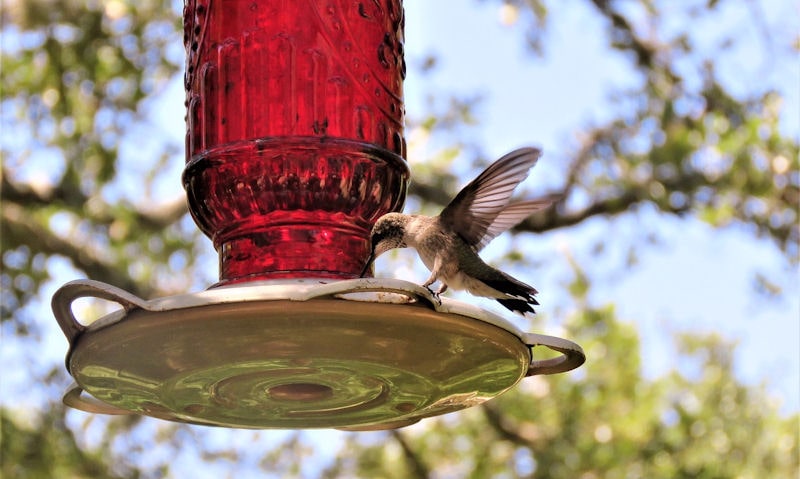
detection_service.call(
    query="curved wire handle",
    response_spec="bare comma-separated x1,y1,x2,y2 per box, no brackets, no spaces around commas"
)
51,279,148,345
63,383,134,415
523,332,586,376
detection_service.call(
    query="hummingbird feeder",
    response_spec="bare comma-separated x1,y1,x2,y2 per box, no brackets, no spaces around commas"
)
51,0,585,430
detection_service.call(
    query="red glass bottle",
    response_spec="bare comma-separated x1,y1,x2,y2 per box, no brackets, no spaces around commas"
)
182,0,408,284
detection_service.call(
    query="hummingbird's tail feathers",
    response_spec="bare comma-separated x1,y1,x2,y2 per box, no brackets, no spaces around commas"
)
481,270,538,298
496,298,537,315
481,271,540,315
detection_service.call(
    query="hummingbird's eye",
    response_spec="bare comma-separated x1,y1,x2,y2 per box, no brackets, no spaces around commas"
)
371,228,391,250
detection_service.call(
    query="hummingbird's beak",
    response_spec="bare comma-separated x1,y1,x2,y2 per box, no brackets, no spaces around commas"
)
359,252,375,278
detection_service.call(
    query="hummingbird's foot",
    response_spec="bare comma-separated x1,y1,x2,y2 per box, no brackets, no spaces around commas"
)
425,283,449,306
424,285,443,305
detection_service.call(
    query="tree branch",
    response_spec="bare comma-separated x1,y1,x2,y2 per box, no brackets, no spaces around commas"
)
389,430,430,479
1,169,189,231
407,180,451,206
408,174,652,233
1,168,85,207
519,189,649,233
588,0,657,69
481,404,534,447
1,202,152,298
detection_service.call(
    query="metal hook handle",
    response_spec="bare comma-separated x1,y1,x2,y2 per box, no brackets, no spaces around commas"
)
523,332,586,376
63,383,134,415
51,279,148,345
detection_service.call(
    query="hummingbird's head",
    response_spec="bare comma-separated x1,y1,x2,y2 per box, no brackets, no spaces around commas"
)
360,213,409,277
369,213,409,257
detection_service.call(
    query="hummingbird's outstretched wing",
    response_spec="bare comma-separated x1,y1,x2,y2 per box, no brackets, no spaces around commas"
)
440,147,544,249
474,195,560,250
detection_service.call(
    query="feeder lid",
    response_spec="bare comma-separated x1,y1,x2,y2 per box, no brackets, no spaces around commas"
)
52,278,584,430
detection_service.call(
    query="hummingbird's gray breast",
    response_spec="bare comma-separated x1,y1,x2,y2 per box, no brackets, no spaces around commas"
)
405,216,449,270
404,216,480,291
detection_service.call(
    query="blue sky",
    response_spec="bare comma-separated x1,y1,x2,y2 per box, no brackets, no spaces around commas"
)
398,0,799,411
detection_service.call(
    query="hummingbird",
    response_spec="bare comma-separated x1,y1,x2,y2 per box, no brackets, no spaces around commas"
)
360,147,558,315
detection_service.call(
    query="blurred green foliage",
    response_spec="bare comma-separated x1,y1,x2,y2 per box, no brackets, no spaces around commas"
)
334,302,798,478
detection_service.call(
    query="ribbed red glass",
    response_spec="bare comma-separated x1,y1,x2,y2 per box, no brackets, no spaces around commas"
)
182,0,408,284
